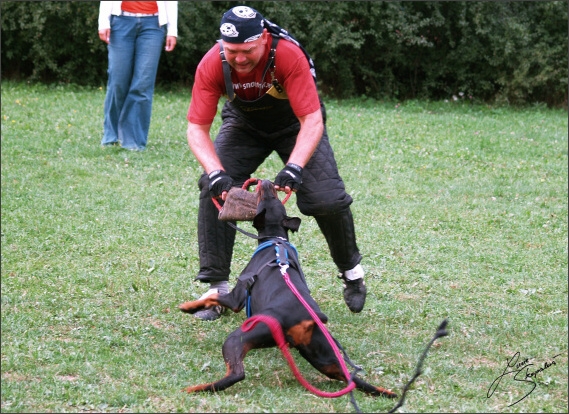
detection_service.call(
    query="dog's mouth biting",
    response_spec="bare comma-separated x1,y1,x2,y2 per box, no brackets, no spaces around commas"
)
256,180,279,205
253,180,284,233
253,180,301,236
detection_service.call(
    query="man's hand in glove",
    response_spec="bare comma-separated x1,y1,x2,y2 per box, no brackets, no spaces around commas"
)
274,163,303,193
208,170,233,200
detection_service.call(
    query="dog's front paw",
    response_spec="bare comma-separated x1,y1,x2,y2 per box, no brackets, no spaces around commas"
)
178,301,202,314
179,294,221,314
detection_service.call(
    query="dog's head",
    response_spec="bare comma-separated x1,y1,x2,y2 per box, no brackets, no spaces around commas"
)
253,180,301,240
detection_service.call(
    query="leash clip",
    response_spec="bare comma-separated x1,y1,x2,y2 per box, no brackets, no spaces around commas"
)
275,243,290,275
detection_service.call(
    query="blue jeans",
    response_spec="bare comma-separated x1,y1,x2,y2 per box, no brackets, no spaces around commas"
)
102,15,166,150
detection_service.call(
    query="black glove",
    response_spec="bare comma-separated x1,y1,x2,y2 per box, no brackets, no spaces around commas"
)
208,170,233,197
275,163,303,191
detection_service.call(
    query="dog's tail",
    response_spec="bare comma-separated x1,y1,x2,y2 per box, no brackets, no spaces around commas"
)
387,319,449,413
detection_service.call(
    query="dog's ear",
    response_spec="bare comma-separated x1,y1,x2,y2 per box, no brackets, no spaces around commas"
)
282,216,301,232
253,208,266,230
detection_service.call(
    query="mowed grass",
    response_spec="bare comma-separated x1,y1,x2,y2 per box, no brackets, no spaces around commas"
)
1,80,567,413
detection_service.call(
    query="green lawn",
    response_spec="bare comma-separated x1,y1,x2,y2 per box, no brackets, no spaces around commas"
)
1,81,567,413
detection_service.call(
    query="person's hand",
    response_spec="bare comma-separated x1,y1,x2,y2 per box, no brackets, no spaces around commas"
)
165,36,177,52
98,29,110,44
274,163,303,193
208,170,233,200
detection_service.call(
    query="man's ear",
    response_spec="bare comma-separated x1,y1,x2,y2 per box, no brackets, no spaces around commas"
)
253,208,267,230
261,28,269,43
282,216,301,232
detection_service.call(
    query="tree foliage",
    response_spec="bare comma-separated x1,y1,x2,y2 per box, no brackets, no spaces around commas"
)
1,1,567,106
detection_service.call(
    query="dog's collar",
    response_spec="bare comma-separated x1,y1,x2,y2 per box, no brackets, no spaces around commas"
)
253,238,298,259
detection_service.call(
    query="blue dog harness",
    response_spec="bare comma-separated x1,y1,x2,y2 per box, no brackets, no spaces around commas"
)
245,239,299,317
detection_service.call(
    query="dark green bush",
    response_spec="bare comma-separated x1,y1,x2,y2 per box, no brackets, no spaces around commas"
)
1,1,567,106
1,2,106,85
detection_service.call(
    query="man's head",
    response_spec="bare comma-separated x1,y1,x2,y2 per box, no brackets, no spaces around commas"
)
219,6,268,74
220,6,264,43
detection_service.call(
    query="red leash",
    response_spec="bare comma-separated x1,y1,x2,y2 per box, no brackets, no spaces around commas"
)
241,267,356,398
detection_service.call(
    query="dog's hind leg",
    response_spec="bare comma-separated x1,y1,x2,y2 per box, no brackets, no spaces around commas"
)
294,329,398,398
352,376,397,398
184,324,275,393
299,348,397,398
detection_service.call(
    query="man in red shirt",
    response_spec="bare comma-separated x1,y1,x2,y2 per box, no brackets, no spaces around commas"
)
186,6,366,321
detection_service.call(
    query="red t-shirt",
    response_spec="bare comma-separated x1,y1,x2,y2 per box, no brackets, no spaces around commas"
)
187,39,320,125
121,1,158,14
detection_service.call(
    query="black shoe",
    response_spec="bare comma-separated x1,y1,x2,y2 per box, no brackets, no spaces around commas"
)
193,305,226,321
340,264,366,313
193,288,227,321
341,277,367,313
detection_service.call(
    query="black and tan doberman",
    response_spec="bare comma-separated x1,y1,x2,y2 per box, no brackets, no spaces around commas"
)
179,180,396,398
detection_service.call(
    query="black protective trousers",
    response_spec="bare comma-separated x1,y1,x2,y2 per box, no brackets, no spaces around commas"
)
195,101,362,283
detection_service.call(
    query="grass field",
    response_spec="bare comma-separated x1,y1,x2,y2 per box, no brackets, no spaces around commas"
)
1,80,567,413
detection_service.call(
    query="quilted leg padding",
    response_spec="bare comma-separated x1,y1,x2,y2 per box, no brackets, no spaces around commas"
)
295,130,354,216
313,208,362,272
195,173,235,283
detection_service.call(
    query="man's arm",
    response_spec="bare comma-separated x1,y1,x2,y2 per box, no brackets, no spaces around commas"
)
186,122,224,175
287,108,324,167
187,122,233,200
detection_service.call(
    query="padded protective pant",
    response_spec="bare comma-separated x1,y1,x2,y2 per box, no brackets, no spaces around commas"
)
195,107,362,283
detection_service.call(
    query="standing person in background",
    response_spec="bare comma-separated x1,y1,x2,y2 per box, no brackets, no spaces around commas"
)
184,6,366,321
98,1,177,151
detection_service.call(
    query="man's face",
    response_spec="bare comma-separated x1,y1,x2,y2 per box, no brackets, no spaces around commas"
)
222,31,267,74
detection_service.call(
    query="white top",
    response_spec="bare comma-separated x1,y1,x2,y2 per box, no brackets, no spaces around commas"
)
98,1,178,37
